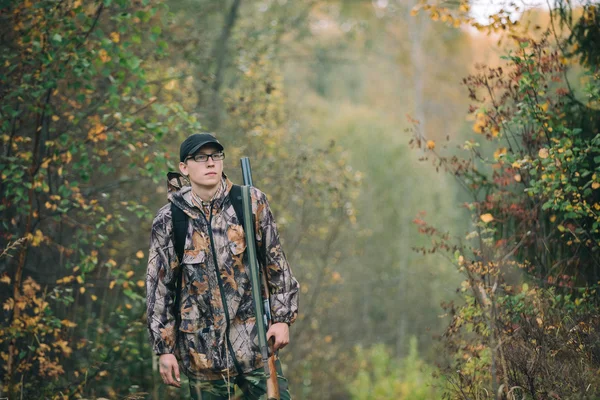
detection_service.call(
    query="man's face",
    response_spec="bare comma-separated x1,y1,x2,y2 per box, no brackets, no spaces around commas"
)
179,144,224,189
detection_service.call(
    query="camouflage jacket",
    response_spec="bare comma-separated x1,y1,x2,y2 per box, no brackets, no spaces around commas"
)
146,175,299,380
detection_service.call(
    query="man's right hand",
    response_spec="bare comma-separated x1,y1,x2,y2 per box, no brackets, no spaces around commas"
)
159,353,181,388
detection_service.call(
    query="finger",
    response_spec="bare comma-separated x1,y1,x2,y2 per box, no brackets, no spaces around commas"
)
174,363,181,382
165,370,173,386
172,364,181,387
266,328,275,340
274,337,283,351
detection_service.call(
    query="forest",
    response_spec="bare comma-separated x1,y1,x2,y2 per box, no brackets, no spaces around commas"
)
1,0,599,399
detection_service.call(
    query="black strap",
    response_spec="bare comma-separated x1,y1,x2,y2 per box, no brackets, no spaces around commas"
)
171,203,188,326
229,184,244,225
171,203,188,265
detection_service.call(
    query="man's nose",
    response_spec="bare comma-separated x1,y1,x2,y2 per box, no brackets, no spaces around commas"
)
206,156,215,166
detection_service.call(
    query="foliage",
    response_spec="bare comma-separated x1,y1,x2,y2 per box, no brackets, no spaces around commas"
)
411,2,600,398
348,338,444,400
0,0,197,398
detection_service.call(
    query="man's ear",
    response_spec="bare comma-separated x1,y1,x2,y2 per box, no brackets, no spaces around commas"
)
179,161,188,176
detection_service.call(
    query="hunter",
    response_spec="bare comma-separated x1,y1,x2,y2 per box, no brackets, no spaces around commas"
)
146,133,299,399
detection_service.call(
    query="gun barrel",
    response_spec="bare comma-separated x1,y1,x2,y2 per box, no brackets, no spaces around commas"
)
241,157,253,187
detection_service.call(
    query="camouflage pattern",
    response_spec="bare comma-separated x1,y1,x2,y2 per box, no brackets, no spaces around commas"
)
146,174,299,380
188,358,291,400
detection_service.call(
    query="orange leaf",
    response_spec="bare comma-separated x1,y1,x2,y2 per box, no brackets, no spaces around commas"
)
480,213,494,223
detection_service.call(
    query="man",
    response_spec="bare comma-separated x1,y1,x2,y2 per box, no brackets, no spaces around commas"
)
146,133,299,399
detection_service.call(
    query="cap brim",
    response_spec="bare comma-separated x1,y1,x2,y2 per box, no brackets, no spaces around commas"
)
188,140,224,157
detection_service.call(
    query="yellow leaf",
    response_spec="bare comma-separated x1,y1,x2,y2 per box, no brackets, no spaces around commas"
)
80,287,85,294
126,271,134,278
61,319,77,328
514,174,522,182
135,250,144,259
538,148,549,159
480,213,494,223
136,280,145,288
550,215,557,223
324,335,332,343
52,115,60,121
91,295,98,301
98,49,111,63
125,303,132,310
3,298,14,311
76,276,83,284
164,80,176,91
110,32,120,43
426,140,435,150
592,182,600,189
491,126,500,137
494,147,507,160
0,275,10,284
109,281,116,290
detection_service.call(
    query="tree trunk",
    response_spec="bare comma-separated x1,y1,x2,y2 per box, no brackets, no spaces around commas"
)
207,0,242,131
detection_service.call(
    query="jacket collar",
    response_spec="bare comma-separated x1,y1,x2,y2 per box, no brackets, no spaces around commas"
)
166,172,233,219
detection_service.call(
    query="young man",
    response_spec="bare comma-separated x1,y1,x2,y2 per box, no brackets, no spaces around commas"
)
146,133,299,399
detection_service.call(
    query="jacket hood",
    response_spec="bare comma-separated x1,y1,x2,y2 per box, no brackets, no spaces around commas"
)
166,172,232,219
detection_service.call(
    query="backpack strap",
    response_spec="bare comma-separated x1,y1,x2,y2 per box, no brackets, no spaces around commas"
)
171,203,188,265
171,202,188,325
229,184,244,225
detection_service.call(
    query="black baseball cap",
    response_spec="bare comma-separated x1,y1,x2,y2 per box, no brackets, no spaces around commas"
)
179,133,224,162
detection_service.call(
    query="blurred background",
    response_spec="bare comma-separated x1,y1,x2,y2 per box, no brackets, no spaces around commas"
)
2,0,599,399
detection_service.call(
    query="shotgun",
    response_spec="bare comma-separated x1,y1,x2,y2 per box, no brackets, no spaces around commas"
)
240,157,280,400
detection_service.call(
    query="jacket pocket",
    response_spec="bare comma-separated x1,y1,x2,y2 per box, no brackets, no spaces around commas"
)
182,248,206,265
180,250,211,321
178,319,221,372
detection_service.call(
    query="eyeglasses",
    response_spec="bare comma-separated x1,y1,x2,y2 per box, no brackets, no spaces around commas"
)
186,152,225,163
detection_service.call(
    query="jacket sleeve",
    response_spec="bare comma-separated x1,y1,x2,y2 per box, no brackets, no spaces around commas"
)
146,206,179,354
254,190,299,325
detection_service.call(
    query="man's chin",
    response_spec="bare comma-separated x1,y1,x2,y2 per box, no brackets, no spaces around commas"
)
193,177,220,187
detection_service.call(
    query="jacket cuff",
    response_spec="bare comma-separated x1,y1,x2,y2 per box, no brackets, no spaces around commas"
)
272,312,297,326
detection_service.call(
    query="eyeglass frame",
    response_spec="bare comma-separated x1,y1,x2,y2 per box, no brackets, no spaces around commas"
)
185,151,226,163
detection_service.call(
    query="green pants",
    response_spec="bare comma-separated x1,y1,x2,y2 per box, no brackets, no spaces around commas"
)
189,360,291,400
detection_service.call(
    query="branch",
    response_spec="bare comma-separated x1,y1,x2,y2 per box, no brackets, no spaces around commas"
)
76,3,104,51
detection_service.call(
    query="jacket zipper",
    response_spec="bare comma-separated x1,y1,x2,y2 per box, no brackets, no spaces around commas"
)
204,204,243,375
